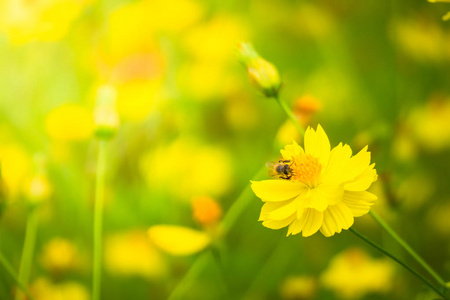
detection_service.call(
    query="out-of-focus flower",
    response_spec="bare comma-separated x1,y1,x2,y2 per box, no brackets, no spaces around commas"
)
224,96,260,130
179,16,247,100
105,230,166,279
427,201,450,235
30,277,89,300
148,225,210,256
191,196,222,227
94,85,119,140
45,104,94,141
108,0,202,61
397,174,434,210
321,248,395,299
251,125,377,237
23,154,52,205
0,0,89,44
391,18,449,63
279,275,317,300
408,97,450,151
238,43,281,98
293,95,323,127
40,238,79,274
275,121,303,150
140,138,232,199
0,143,31,199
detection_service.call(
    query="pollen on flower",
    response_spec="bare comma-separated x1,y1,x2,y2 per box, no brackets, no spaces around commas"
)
290,154,322,188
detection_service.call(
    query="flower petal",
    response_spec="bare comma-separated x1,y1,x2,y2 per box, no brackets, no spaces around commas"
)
281,140,304,160
322,143,353,184
342,191,377,217
262,214,296,229
148,225,210,256
344,164,378,191
251,180,307,202
304,124,330,165
266,197,301,220
320,202,354,237
287,208,323,237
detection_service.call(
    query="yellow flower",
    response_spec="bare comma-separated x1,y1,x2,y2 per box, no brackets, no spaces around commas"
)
105,230,167,279
40,238,79,274
251,125,377,237
320,248,395,299
45,103,94,141
191,196,222,227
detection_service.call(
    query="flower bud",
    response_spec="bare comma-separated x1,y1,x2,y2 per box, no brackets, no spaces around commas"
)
94,85,119,140
238,42,281,98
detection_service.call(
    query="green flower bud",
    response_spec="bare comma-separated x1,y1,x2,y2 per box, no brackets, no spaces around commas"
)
94,85,119,140
238,42,281,98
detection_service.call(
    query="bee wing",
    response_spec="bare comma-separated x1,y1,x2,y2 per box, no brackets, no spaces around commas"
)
266,161,278,177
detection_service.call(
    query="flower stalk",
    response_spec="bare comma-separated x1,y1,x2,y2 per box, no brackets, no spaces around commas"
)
349,228,449,300
369,210,446,287
93,140,106,300
15,208,38,300
0,251,35,300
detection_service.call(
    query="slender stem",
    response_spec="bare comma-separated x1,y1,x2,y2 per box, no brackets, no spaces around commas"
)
167,253,211,300
369,210,446,287
273,95,305,137
0,251,35,300
93,140,107,300
15,209,38,300
349,228,448,299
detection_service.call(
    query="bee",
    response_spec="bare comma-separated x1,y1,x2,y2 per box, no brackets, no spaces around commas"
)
266,159,293,180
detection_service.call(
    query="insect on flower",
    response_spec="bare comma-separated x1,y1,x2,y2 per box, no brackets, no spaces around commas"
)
251,125,378,237
266,160,293,180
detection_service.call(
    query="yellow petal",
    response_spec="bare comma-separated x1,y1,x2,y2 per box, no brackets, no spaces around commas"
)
342,191,377,217
344,164,378,191
262,214,296,229
304,124,330,165
287,208,323,237
267,197,301,220
322,143,353,184
148,225,210,256
251,180,307,202
320,203,354,237
281,140,304,160
305,188,328,211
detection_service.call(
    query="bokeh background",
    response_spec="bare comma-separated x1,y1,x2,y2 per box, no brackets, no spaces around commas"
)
0,0,450,299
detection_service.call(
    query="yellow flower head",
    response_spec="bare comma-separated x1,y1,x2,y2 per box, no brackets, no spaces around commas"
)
251,125,377,237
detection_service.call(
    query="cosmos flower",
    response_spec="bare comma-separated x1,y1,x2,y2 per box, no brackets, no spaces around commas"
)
251,125,377,237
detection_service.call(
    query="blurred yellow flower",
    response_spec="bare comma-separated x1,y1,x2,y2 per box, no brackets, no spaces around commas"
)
108,0,202,61
191,196,222,227
321,248,395,299
30,277,89,300
105,230,167,279
24,173,52,205
279,275,317,300
0,143,31,199
251,125,377,237
141,138,232,199
409,97,450,151
0,0,88,44
427,201,450,235
45,103,94,141
391,18,449,63
40,238,79,274
148,225,210,256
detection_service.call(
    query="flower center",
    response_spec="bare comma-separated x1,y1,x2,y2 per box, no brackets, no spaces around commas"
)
290,154,322,187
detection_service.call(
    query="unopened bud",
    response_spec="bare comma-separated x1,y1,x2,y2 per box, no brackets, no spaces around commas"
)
238,42,281,98
94,85,119,140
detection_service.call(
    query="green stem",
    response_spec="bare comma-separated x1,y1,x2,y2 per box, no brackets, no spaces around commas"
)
93,140,107,300
0,251,35,300
369,210,446,287
349,228,448,299
167,253,211,300
273,95,305,137
15,208,38,300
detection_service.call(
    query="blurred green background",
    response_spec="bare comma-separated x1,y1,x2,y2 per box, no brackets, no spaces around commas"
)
0,0,450,299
